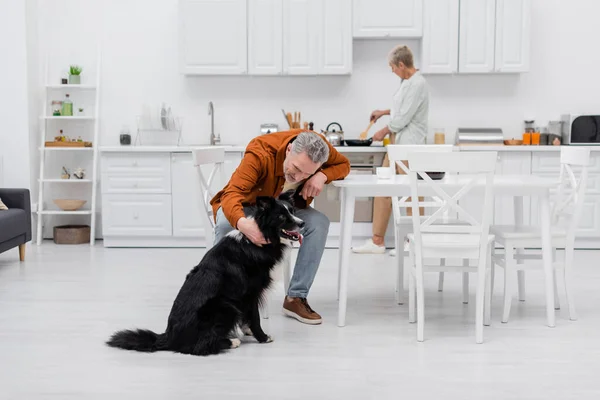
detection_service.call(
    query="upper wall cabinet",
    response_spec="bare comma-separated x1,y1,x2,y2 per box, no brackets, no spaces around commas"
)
494,0,531,72
179,0,248,75
422,0,531,74
458,0,496,73
353,0,423,38
420,0,459,74
249,0,352,75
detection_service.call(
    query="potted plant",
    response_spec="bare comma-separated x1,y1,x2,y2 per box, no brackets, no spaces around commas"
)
69,65,82,84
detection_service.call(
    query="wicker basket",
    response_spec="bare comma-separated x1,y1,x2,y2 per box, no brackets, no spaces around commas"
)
53,225,91,244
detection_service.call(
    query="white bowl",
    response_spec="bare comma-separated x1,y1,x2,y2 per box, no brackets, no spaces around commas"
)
376,167,393,179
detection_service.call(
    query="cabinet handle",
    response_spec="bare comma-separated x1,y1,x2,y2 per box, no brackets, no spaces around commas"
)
133,183,139,188
133,213,139,220
133,161,138,167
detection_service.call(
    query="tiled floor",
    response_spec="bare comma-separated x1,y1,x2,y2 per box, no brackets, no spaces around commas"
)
1,243,600,399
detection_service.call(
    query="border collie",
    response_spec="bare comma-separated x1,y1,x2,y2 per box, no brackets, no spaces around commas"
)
106,191,304,356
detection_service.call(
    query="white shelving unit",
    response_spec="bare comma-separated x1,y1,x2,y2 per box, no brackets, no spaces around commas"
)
36,48,102,245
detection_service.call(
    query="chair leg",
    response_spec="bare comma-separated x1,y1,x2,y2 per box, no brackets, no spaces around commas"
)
551,248,560,310
415,255,425,342
475,254,487,344
564,245,577,321
517,247,525,302
19,244,26,261
408,249,416,324
438,270,445,292
490,246,496,297
462,260,469,304
484,246,492,327
502,245,516,323
261,301,269,319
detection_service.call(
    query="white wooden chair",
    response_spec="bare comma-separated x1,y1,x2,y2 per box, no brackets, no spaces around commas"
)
406,151,496,343
387,145,472,305
192,147,293,319
491,146,591,322
192,147,226,250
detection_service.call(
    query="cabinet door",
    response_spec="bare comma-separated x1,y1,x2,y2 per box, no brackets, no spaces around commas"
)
102,194,172,237
458,0,496,73
318,0,352,75
248,0,283,75
283,0,320,75
179,0,247,75
420,0,459,74
171,152,243,238
353,0,423,38
494,151,531,226
494,0,531,72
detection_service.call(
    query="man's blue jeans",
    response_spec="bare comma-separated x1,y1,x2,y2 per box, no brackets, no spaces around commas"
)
214,206,330,298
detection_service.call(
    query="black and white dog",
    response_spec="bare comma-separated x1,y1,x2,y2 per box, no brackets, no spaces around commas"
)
106,191,304,356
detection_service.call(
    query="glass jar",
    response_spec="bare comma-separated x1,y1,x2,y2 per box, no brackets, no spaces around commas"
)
61,94,73,116
51,100,62,116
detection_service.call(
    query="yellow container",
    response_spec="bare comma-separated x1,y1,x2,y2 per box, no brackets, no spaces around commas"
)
383,138,390,146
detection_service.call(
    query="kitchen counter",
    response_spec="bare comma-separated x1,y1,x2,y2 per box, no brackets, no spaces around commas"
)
457,145,600,152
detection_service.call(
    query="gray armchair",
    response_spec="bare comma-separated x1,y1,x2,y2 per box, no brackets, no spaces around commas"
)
0,188,32,261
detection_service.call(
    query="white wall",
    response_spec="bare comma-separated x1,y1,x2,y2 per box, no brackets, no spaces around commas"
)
31,0,600,148
0,0,32,189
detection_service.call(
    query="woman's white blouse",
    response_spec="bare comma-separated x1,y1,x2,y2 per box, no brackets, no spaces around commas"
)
389,71,429,144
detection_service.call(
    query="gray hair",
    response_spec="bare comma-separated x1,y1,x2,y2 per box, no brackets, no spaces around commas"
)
388,45,414,68
291,131,330,164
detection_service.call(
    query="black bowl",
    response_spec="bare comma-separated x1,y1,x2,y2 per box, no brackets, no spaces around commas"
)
417,171,446,180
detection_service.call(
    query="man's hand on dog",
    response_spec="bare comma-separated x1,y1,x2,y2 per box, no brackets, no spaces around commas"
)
300,171,327,200
237,217,269,246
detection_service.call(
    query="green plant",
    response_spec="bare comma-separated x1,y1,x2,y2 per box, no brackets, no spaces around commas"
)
69,65,83,75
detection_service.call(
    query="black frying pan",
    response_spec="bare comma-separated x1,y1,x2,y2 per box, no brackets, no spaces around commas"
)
343,137,373,146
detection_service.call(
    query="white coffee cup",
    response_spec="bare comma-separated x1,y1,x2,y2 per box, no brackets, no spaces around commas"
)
376,167,393,179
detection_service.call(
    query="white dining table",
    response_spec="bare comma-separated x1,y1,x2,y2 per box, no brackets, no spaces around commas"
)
332,174,560,328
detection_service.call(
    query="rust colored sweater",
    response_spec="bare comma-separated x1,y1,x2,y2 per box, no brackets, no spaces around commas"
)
210,129,351,228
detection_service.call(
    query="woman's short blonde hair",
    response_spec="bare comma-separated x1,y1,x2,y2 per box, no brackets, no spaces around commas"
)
388,45,414,68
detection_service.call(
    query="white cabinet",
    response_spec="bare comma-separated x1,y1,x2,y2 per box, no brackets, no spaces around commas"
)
283,0,320,75
494,0,531,72
420,0,459,74
179,0,248,75
248,0,283,75
171,153,205,237
458,0,496,73
102,194,173,237
247,0,351,75
318,0,352,74
353,0,423,38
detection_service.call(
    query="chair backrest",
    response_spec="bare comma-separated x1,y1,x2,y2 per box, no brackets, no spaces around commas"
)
192,147,226,235
553,146,591,240
387,144,454,222
406,151,497,256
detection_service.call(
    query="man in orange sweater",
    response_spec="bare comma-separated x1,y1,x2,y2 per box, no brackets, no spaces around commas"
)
211,129,350,324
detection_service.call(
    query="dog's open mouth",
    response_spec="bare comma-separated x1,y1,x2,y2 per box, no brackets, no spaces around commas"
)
281,229,303,245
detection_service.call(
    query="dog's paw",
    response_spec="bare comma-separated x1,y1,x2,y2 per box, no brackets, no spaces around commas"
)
241,325,253,336
230,338,241,349
259,335,274,344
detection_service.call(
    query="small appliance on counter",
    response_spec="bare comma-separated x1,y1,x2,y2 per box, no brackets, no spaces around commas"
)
455,127,504,146
321,122,344,146
561,114,600,145
260,123,279,134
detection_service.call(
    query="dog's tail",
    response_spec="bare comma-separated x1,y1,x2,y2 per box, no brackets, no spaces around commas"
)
106,329,167,352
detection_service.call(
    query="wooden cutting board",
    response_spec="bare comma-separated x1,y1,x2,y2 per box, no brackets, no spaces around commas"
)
45,141,92,147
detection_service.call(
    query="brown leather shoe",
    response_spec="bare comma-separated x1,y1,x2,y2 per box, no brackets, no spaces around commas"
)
282,296,322,325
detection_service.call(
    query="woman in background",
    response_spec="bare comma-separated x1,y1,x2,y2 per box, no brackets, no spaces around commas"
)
353,45,429,256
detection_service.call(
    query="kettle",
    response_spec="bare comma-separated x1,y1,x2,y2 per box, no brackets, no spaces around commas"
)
321,122,344,146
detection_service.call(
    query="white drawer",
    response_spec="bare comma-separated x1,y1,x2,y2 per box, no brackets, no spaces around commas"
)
101,153,171,193
102,194,172,237
532,152,600,173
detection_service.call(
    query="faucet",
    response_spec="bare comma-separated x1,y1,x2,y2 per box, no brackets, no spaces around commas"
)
208,101,220,145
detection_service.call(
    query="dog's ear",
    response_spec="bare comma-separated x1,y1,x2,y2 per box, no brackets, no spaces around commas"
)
256,196,275,211
278,189,295,207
